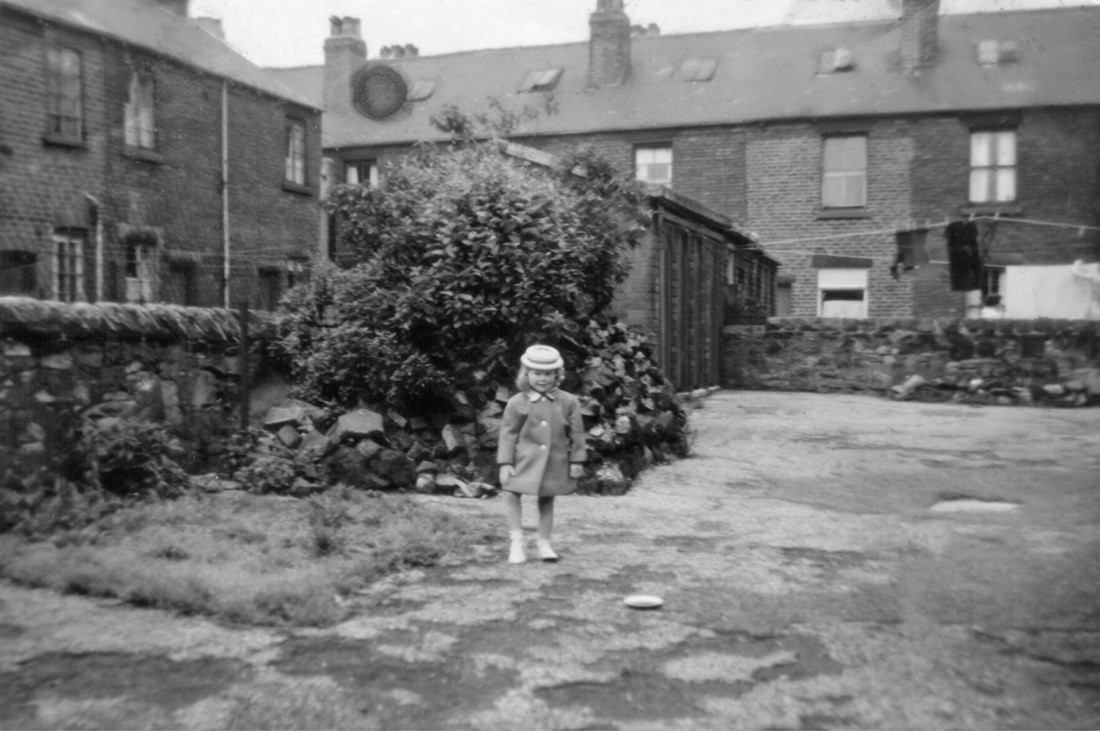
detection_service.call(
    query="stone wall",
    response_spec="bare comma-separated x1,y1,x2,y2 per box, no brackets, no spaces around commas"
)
0,297,281,478
723,317,1100,406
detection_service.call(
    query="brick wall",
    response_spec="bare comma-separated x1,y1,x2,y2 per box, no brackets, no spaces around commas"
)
0,7,322,310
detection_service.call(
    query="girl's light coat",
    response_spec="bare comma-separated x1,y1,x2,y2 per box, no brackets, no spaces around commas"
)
497,389,587,496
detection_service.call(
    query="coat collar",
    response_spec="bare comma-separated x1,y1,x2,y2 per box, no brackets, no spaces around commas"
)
527,388,557,402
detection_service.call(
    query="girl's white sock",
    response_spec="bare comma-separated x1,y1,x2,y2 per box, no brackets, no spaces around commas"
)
508,531,526,564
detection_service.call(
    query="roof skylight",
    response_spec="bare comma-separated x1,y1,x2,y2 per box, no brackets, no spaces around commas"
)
520,68,562,93
679,58,718,82
407,80,436,101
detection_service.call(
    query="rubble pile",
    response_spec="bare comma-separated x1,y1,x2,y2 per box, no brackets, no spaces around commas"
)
241,321,689,497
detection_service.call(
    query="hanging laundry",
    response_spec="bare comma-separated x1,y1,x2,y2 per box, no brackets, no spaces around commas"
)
945,221,982,291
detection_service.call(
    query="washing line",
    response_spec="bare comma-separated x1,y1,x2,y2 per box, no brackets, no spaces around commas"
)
757,214,1100,249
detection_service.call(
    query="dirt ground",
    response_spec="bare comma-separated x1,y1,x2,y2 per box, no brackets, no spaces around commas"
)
2,390,1099,730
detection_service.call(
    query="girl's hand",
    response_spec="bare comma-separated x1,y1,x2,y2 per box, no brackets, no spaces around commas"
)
499,465,515,485
569,464,585,480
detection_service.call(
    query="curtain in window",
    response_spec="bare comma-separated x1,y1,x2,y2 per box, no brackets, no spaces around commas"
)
822,136,866,208
285,121,306,184
969,131,1016,203
47,48,82,138
635,147,672,185
124,71,156,149
53,232,84,302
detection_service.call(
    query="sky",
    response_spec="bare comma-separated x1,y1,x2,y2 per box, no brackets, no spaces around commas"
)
188,0,1099,68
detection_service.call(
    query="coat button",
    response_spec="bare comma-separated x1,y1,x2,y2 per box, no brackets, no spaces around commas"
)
540,444,547,449
541,420,548,426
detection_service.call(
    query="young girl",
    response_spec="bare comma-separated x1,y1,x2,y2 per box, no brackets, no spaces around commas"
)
497,344,587,564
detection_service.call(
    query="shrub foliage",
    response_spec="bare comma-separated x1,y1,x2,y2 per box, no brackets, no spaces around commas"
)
274,137,648,411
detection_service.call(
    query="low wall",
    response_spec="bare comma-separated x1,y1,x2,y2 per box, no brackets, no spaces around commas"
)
0,297,282,477
722,317,1100,406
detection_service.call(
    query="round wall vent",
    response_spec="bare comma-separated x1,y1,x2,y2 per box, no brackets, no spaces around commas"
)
351,65,408,120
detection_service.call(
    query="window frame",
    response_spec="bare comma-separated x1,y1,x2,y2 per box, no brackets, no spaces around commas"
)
345,159,379,187
821,133,868,209
0,250,39,296
817,268,868,318
284,117,307,186
969,128,1017,204
124,68,156,151
45,46,84,144
52,230,85,303
124,241,155,303
634,144,672,186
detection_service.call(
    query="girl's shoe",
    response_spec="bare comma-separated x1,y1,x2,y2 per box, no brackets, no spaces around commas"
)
537,541,559,562
508,541,527,564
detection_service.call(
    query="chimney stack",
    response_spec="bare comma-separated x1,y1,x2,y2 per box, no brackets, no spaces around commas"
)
324,16,367,112
899,0,940,72
148,0,189,16
589,0,631,88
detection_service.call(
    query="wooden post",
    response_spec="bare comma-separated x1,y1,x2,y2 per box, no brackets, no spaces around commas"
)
238,300,250,431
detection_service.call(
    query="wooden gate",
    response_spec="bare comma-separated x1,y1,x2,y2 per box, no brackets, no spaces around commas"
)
655,210,727,391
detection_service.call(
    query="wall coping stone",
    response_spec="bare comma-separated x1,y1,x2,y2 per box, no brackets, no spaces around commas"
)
0,297,275,343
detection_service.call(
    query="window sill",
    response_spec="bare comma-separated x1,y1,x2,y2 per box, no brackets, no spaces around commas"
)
124,146,163,164
42,133,86,149
959,203,1023,217
282,180,315,197
816,208,873,220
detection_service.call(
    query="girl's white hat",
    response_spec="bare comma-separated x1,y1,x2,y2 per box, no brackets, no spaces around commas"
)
521,344,563,370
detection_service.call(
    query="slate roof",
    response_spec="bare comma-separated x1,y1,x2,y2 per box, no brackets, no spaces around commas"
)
267,6,1099,149
1,0,319,110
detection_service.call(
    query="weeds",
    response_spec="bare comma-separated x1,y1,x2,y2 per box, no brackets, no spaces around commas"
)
0,490,497,627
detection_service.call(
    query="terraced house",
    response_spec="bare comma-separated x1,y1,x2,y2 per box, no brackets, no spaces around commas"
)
271,0,1100,320
0,0,322,310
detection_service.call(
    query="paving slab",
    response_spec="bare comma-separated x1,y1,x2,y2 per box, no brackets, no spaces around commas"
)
1,391,1099,729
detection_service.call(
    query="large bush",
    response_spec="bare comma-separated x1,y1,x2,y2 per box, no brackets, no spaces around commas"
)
275,137,647,411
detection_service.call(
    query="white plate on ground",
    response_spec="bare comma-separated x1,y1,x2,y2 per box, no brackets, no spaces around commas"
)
623,594,663,610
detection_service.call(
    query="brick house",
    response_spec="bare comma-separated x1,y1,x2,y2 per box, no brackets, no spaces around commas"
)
0,0,323,310
271,0,1100,320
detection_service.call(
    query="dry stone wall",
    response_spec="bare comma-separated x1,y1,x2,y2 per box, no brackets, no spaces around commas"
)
723,318,1100,407
0,297,277,478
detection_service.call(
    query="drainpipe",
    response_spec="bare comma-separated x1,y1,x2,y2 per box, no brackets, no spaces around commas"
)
221,81,231,309
84,193,103,302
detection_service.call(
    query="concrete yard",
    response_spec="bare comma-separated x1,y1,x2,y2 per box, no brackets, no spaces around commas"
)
1,390,1098,729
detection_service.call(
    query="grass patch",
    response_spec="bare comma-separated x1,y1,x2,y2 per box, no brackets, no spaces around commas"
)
0,489,499,627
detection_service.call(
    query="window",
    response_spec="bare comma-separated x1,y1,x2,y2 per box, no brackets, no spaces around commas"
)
168,261,198,306
817,268,867,318
0,251,38,296
519,68,562,93
52,230,85,302
287,256,307,288
822,135,867,208
285,119,306,185
125,243,154,303
124,70,155,149
970,130,1016,203
345,160,378,187
259,268,282,311
46,47,83,140
635,145,672,186
679,58,718,82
